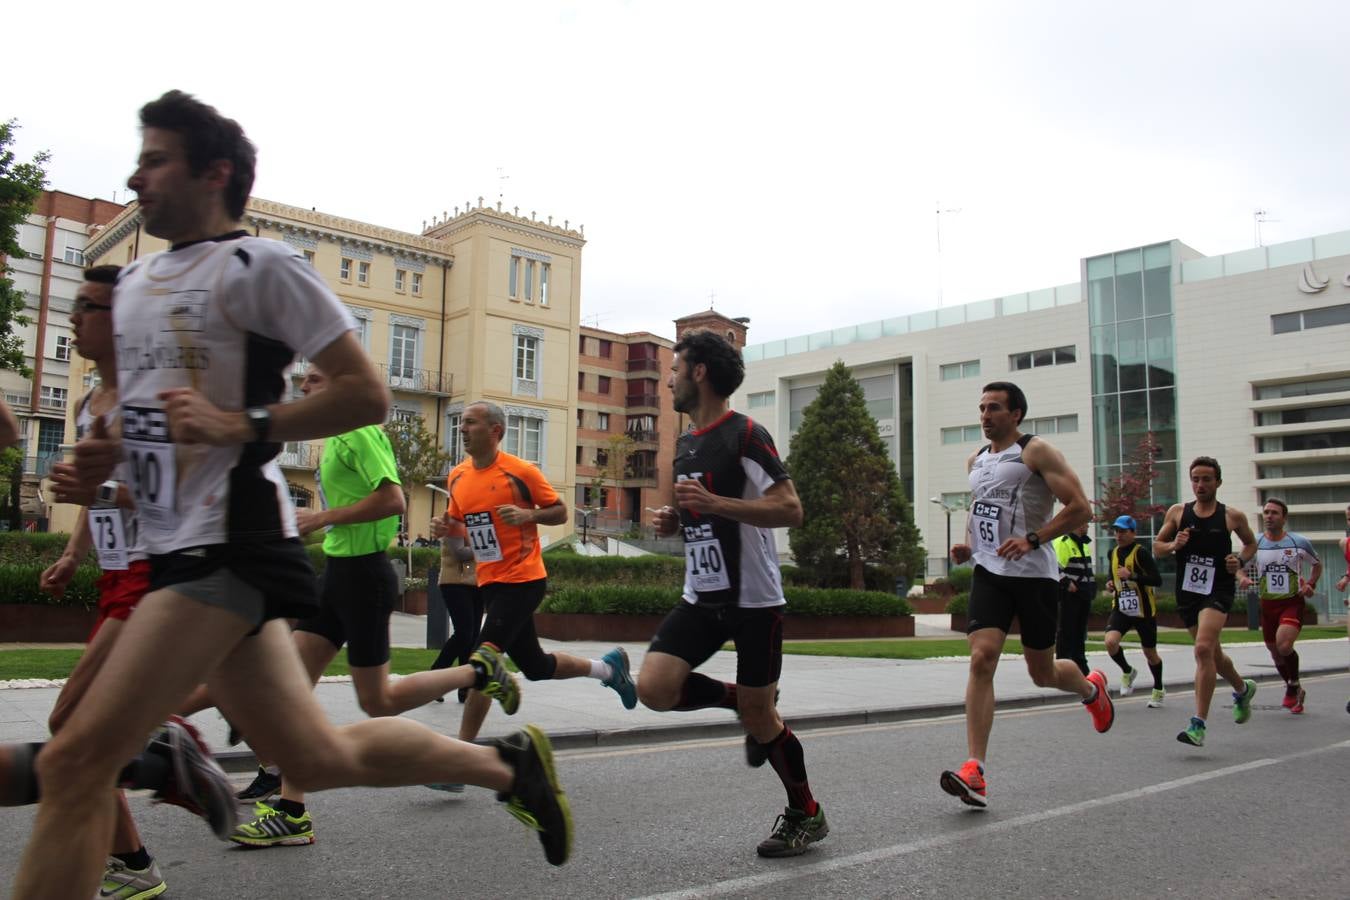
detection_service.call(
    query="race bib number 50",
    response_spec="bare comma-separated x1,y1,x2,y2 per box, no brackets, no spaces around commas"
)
122,405,176,530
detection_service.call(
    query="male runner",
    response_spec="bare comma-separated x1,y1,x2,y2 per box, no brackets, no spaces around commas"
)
1154,457,1259,747
1101,515,1165,706
1239,498,1321,714
434,400,636,749
16,91,571,898
642,330,827,858
1052,525,1094,676
940,382,1114,809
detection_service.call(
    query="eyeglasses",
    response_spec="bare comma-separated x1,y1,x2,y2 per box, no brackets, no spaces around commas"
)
73,300,112,314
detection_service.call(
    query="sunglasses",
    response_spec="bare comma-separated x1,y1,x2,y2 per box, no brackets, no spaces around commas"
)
74,300,112,314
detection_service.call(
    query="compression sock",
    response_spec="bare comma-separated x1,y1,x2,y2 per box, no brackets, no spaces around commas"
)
1,743,44,806
1109,650,1132,674
276,798,306,818
672,673,737,711
1149,660,1164,690
112,847,151,871
764,728,817,815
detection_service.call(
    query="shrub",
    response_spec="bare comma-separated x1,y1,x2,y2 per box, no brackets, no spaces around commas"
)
541,553,685,587
946,592,969,616
0,533,79,566
0,563,101,607
540,586,911,617
944,566,974,593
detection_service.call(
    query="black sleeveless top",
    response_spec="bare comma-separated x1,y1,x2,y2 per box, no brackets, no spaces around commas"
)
1174,501,1236,599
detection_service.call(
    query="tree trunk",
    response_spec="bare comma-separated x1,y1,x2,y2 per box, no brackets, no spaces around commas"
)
848,539,865,590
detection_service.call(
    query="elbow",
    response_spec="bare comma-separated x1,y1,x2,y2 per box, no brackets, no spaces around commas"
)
356,382,390,428
786,501,804,528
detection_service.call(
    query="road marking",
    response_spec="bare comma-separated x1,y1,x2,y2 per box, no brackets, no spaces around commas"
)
632,738,1350,900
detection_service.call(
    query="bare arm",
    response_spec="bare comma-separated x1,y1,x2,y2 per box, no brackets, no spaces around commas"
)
1226,508,1259,573
1153,504,1186,557
992,439,1090,561
498,499,568,527
673,477,802,529
297,480,404,535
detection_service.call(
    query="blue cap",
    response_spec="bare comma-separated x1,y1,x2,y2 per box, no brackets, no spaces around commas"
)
1112,515,1138,531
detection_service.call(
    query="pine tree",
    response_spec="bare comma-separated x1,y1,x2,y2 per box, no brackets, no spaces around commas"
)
787,361,924,589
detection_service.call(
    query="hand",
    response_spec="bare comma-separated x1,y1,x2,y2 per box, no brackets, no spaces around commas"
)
429,515,448,539
1172,527,1191,553
1105,580,1116,594
996,537,1034,561
1299,579,1315,599
294,507,325,536
950,544,972,565
49,464,98,506
673,478,722,516
158,389,250,446
496,504,532,527
1225,554,1242,575
60,416,119,496
40,555,80,599
648,505,678,537
1238,575,1253,591
1338,574,1350,592
1066,581,1078,593
1115,566,1131,580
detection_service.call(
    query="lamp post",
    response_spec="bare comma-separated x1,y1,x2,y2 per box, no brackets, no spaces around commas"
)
929,496,956,577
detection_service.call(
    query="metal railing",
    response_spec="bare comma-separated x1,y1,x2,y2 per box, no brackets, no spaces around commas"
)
625,393,660,409
276,442,321,469
626,356,662,374
378,363,452,395
625,429,659,445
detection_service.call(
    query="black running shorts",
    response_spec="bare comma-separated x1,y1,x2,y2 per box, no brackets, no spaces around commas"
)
294,552,398,667
1176,589,1234,629
478,579,558,682
648,602,784,688
966,565,1059,650
1105,610,1158,648
150,539,319,628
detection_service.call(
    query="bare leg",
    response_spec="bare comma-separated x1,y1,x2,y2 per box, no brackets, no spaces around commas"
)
1023,646,1095,699
964,629,1007,761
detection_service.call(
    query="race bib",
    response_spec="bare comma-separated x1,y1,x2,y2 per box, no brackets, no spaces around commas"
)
464,511,503,563
686,538,731,592
122,406,176,531
1262,566,1292,597
88,508,128,571
971,501,1003,554
1116,587,1142,617
1182,557,1215,596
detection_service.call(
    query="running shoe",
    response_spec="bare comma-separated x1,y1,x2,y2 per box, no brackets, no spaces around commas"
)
1147,688,1166,708
470,646,521,715
98,856,166,899
744,734,770,769
493,725,572,866
1084,670,1115,733
1281,689,1297,711
229,802,315,848
1120,667,1138,697
939,759,987,809
1233,678,1257,725
600,646,637,710
236,766,282,803
144,716,237,840
755,805,829,858
425,782,466,793
1291,686,1306,715
1176,717,1206,747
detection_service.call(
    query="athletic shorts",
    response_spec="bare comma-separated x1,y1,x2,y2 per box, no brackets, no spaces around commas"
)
1259,596,1305,644
294,552,399,667
1176,589,1234,629
149,539,319,629
966,565,1059,650
479,579,557,682
1105,609,1158,648
91,559,152,639
648,602,784,688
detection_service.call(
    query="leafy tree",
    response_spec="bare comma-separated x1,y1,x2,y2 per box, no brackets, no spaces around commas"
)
787,360,924,589
383,413,453,528
0,119,48,377
604,432,635,520
1093,432,1167,530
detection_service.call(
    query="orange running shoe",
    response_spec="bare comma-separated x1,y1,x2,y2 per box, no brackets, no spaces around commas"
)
1291,686,1306,715
939,759,987,809
1084,670,1115,733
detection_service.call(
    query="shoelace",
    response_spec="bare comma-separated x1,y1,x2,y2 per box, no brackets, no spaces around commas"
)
503,797,543,831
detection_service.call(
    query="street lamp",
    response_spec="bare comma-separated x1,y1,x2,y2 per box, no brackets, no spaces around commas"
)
929,497,957,576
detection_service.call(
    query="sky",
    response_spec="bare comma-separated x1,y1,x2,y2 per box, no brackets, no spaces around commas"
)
10,1,1350,344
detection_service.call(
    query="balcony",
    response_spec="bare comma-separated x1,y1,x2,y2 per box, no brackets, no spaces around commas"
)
625,393,661,410
626,355,662,377
627,463,658,483
625,429,659,448
276,442,322,470
379,363,452,396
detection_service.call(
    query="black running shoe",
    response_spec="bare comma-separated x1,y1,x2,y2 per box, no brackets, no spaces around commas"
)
145,716,237,840
756,805,829,858
236,766,282,803
493,725,572,866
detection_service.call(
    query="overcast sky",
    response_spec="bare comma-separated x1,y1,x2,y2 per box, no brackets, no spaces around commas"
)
11,1,1350,343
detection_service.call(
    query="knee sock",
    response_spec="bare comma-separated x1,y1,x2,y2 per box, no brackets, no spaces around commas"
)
764,728,817,815
276,798,306,818
672,673,737,711
1149,660,1164,690
1108,649,1132,673
112,846,151,871
118,751,170,792
1,743,44,806
1286,650,1300,685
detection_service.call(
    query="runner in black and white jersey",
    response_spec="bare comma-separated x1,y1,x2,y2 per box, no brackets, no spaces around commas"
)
15,92,571,898
939,382,1114,810
643,330,827,858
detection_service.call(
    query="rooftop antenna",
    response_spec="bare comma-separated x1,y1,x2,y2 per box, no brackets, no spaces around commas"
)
497,167,510,207
708,290,716,310
936,202,962,306
1253,208,1279,247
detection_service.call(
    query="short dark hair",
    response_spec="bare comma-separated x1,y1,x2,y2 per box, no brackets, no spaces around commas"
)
981,381,1028,426
673,330,745,398
1263,497,1288,515
83,265,120,286
139,90,256,219
1189,456,1222,481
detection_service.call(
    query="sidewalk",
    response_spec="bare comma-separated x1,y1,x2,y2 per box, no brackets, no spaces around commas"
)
1,614,1345,769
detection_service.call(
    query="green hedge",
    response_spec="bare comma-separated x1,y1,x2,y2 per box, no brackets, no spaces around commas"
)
0,562,101,606
541,586,911,617
0,533,77,566
947,590,1180,617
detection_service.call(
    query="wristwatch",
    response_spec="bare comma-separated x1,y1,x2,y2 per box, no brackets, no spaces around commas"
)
94,480,120,508
245,406,272,443
1025,531,1041,550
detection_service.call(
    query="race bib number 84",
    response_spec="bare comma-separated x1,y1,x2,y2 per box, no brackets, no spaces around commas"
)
1182,557,1215,596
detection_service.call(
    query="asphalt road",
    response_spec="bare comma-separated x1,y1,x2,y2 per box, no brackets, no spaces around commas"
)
2,672,1347,898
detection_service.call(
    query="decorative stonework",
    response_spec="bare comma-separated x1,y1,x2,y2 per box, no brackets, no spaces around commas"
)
424,204,585,250
249,197,451,259
83,210,142,264
283,233,318,251
345,304,373,320
390,313,426,329
511,247,553,263
513,379,539,398
504,403,546,420
511,323,546,341
338,242,374,262
394,255,427,273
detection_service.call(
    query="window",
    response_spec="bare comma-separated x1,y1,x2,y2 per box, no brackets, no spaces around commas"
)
940,424,982,444
597,412,610,431
63,246,85,266
598,339,612,359
509,256,520,298
340,257,352,281
352,315,370,349
595,449,609,467
747,391,775,409
37,418,63,456
391,406,419,425
940,491,972,509
515,335,538,382
412,272,422,296
357,261,370,286
578,335,587,354
303,249,316,265
525,260,535,301
597,375,611,395
1272,302,1350,334
1027,414,1079,434
576,409,585,428
390,324,418,380
505,414,542,463
447,412,464,463
54,335,72,362
940,359,981,381
575,446,583,465
395,269,406,292
578,372,586,391
1010,345,1076,370
539,263,549,306
288,484,314,509
39,386,67,411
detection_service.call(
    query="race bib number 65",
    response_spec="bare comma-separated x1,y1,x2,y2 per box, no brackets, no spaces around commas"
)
971,501,1003,554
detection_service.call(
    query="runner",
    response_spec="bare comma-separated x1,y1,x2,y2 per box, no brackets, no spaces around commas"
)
435,400,636,751
1052,525,1094,676
642,330,827,858
13,91,571,898
1101,515,1165,706
1153,456,1259,747
1239,498,1321,714
940,381,1114,810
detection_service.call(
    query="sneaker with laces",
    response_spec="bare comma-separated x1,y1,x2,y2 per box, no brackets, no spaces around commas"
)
755,805,829,858
1233,678,1257,725
98,856,166,899
229,801,315,847
600,647,637,709
1084,670,1115,733
1147,688,1166,708
1176,717,1206,746
939,759,987,809
142,716,237,840
493,724,572,866
470,646,521,715
1281,689,1297,710
1291,686,1306,715
1120,668,1138,697
235,766,282,803
425,782,466,793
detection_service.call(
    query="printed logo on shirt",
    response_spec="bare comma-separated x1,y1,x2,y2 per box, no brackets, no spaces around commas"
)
162,291,207,333
122,406,171,443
